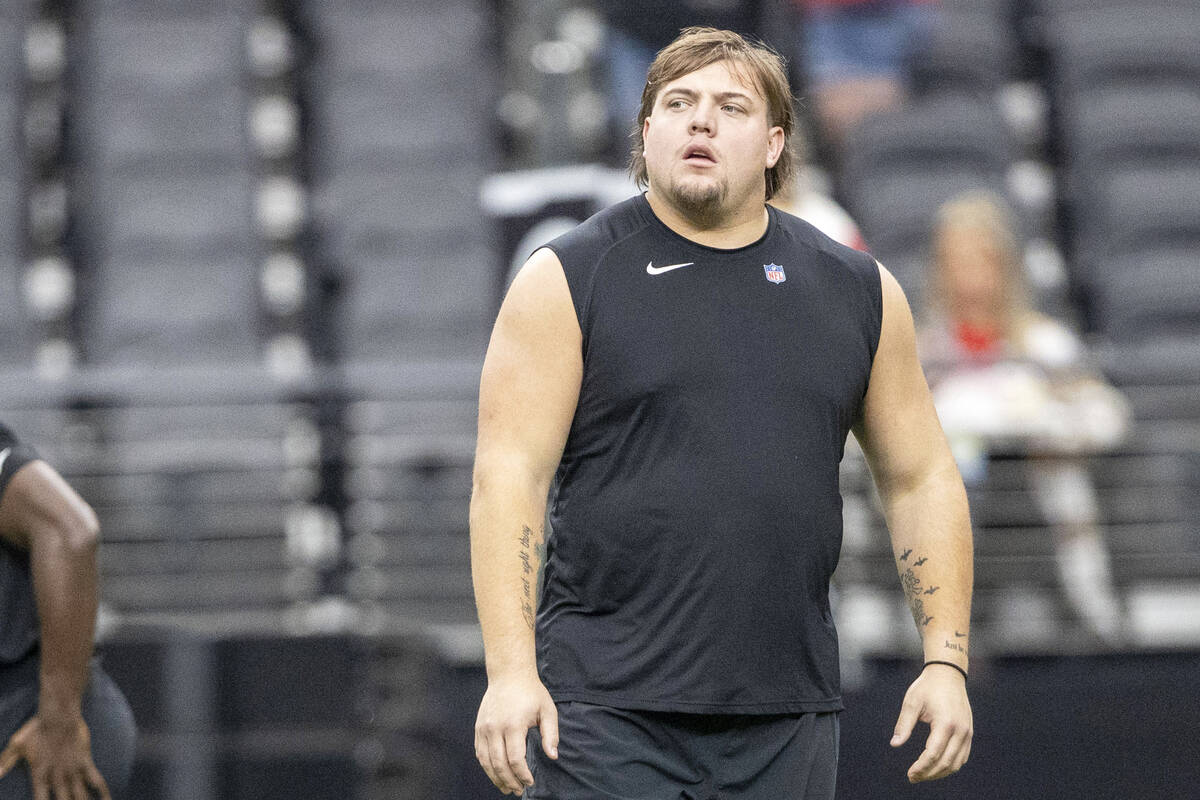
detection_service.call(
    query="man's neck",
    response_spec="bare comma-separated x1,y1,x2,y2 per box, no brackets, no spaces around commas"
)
645,189,769,249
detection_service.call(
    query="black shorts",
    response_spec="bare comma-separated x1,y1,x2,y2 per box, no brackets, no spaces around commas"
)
525,701,839,800
0,651,137,799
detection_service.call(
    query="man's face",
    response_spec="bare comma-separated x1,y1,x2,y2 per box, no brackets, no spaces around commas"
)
642,60,784,222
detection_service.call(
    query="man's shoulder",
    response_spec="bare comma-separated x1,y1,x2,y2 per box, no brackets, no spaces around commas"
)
771,207,878,283
549,195,650,256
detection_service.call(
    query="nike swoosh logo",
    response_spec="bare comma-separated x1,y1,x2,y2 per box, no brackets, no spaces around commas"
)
0,448,11,476
646,261,695,275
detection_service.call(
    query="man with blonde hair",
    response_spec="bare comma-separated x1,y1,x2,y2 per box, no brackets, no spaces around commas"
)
471,27,974,797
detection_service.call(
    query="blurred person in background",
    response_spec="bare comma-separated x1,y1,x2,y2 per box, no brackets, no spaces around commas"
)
791,0,939,158
919,191,1130,644
0,424,136,799
472,26,972,798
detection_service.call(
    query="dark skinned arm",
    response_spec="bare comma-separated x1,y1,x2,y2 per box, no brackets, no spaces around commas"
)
0,460,111,800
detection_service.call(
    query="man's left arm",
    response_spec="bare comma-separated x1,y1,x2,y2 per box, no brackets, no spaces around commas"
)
0,460,111,800
852,264,974,784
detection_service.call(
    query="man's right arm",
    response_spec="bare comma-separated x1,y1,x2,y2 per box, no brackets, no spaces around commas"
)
470,247,582,796
0,460,112,800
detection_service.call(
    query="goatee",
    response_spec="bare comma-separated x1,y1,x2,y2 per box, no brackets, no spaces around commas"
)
672,180,725,226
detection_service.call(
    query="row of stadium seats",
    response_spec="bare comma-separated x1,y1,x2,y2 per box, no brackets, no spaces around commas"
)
840,1,1200,343
0,0,499,376
0,0,499,642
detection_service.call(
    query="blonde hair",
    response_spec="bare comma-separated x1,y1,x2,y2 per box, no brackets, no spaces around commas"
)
628,27,796,202
928,190,1031,335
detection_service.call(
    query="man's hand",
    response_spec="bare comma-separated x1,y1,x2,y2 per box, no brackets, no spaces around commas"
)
0,713,111,800
890,663,973,783
474,673,559,795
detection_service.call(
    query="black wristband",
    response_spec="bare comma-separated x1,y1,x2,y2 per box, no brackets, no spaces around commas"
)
923,660,968,682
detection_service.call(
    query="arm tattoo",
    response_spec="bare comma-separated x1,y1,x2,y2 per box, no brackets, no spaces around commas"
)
518,523,548,632
519,525,535,630
899,559,934,628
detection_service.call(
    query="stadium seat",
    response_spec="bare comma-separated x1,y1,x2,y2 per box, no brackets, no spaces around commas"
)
68,6,267,370
1071,166,1200,286
1058,86,1200,207
78,0,250,18
340,358,481,625
1029,0,1200,16
908,11,1021,102
0,92,20,183
1045,9,1200,113
0,251,34,367
81,251,261,367
842,96,1015,194
73,86,250,172
299,3,469,79
309,82,481,167
0,15,29,365
76,15,247,89
0,6,28,94
302,0,498,364
1092,255,1200,344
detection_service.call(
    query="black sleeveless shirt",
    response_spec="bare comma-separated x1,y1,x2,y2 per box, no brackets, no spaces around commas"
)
538,194,882,713
0,424,43,666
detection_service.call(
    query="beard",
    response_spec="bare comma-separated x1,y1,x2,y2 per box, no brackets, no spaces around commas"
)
668,173,726,225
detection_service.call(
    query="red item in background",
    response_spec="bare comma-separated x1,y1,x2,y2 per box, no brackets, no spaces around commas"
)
955,321,1001,358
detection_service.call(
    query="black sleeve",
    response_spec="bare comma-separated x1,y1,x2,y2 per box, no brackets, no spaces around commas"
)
0,423,42,500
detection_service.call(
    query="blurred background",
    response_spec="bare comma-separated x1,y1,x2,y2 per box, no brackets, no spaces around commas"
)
0,0,1198,797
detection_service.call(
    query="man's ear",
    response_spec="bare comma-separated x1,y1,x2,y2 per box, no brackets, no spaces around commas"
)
766,126,785,168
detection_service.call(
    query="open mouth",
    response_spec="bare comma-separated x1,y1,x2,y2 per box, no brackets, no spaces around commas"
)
683,145,716,165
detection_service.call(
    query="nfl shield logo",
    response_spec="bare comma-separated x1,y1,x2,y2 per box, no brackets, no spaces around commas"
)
763,263,786,284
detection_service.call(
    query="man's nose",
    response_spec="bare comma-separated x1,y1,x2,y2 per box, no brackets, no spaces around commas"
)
689,103,714,134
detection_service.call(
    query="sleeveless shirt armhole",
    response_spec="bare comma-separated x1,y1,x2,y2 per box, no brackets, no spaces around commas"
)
544,219,651,359
540,243,591,357
860,253,885,364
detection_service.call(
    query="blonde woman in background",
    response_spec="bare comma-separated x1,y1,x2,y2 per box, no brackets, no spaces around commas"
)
919,191,1130,645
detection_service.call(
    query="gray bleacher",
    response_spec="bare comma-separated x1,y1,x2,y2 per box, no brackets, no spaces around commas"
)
303,0,496,363
908,5,1021,102
0,4,33,366
293,0,499,657
0,367,326,634
840,94,1018,300
69,4,263,368
341,360,479,627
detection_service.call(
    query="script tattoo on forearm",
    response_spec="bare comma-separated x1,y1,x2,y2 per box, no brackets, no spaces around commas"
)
898,551,937,628
944,630,968,655
518,523,548,631
519,525,535,630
